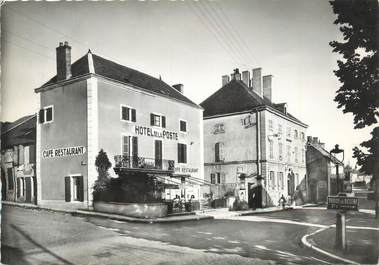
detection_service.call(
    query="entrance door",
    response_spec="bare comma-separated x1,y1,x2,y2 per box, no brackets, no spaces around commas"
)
25,177,32,203
155,140,162,169
132,136,138,167
248,183,262,209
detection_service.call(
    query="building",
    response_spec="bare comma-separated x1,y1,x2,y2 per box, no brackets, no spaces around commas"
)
201,68,308,208
1,115,37,204
306,136,344,203
35,42,204,209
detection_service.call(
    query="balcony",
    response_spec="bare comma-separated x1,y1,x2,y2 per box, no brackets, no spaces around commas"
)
114,155,175,175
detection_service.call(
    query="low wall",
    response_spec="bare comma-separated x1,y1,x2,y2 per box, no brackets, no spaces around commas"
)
93,201,168,219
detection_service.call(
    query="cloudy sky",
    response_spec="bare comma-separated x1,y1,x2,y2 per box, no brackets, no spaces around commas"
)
1,0,373,165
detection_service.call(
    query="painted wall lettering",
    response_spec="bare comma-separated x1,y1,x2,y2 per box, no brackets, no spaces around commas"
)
42,146,86,158
135,125,178,140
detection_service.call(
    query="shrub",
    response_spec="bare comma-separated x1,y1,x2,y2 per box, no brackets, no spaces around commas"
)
231,198,249,211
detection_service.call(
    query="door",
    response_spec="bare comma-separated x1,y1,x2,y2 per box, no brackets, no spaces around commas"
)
248,183,263,209
25,177,32,203
132,137,138,167
155,140,162,169
65,176,71,202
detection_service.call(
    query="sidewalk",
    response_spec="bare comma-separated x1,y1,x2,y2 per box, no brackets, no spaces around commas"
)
2,201,214,223
197,206,288,219
307,226,379,264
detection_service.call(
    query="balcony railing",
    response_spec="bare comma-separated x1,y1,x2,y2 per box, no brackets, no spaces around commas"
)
114,155,175,172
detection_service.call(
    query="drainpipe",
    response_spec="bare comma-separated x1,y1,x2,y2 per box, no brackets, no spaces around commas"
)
255,110,266,207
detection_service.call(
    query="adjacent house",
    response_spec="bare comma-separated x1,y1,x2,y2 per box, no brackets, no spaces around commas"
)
35,42,204,209
201,68,308,207
1,115,37,204
306,136,344,203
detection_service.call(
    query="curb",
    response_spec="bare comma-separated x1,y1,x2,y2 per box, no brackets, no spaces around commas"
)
239,207,292,216
301,227,360,265
3,201,214,224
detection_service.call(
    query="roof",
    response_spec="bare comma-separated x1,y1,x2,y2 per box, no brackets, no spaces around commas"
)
40,52,200,108
308,143,343,165
1,114,36,149
200,79,306,126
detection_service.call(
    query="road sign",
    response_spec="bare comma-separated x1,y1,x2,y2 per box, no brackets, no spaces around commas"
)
327,196,359,211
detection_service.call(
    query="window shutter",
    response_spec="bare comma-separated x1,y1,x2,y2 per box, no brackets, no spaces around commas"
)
217,173,221,184
215,143,220,162
39,109,45,123
177,143,182,163
161,116,166,128
132,137,138,158
183,144,187,163
219,142,224,161
65,177,71,202
121,106,127,120
46,107,53,122
16,178,21,198
131,109,136,122
77,176,84,202
210,173,215,184
150,114,154,126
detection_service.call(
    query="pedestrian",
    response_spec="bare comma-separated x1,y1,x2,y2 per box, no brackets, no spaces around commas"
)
278,195,287,209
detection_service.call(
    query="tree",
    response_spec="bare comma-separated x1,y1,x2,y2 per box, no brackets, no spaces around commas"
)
93,149,112,202
329,0,379,218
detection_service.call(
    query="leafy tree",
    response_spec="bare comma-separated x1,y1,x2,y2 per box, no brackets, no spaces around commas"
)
330,0,379,217
93,149,112,202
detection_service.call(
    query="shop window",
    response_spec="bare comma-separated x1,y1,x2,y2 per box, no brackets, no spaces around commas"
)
215,142,225,162
39,106,54,124
64,176,84,202
7,168,14,190
150,113,166,128
178,143,187,164
121,105,136,122
179,120,187,132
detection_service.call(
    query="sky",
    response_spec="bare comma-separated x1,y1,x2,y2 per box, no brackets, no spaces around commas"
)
1,0,374,166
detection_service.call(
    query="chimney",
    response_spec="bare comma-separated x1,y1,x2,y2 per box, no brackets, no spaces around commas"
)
172,84,184,94
320,142,325,149
262,75,273,101
231,68,241,81
222,75,230,86
252,68,262,97
313,137,319,144
242,70,250,87
56,41,72,81
307,136,313,143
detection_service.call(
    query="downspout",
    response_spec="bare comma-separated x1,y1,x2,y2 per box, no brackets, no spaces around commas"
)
255,110,266,207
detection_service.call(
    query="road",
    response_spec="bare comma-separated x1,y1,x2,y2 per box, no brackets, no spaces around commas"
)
1,206,376,265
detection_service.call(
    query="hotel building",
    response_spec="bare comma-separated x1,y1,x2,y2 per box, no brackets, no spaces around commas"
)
35,42,204,209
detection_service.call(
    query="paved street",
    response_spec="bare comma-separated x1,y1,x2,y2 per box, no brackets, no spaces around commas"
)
2,205,378,265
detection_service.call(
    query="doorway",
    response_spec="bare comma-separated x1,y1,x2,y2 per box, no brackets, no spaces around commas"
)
248,183,262,209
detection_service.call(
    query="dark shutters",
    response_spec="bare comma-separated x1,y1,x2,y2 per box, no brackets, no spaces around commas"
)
155,140,162,169
25,177,32,203
7,168,14,190
65,176,71,202
39,109,45,123
215,143,220,162
121,106,128,120
131,109,136,122
180,120,187,132
210,174,215,184
217,173,221,184
150,113,155,126
178,143,182,163
183,144,187,163
16,178,21,198
132,137,138,167
161,116,166,128
177,144,187,163
46,107,53,122
77,176,84,202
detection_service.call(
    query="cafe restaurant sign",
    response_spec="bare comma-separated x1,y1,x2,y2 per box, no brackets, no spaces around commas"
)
42,146,86,159
135,125,178,141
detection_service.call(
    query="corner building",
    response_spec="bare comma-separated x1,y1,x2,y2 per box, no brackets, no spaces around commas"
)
201,69,308,207
35,42,204,209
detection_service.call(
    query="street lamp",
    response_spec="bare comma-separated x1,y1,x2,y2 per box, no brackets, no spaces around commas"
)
330,144,344,194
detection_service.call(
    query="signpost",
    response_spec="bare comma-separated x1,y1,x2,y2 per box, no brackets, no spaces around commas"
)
327,196,359,251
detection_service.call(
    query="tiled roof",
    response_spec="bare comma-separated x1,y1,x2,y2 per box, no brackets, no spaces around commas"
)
40,52,200,108
308,143,343,165
1,115,36,149
200,79,306,126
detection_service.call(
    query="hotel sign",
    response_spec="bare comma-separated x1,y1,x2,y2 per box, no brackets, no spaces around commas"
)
135,125,178,140
327,196,359,211
42,146,86,158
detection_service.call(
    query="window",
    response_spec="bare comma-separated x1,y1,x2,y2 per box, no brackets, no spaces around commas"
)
64,176,84,202
294,130,298,139
39,106,54,124
269,171,275,188
287,145,291,162
278,124,282,135
286,127,291,138
302,148,305,163
269,140,274,159
278,172,284,189
215,142,225,162
179,120,187,132
294,147,298,163
150,113,166,128
178,143,187,163
278,143,283,161
301,132,305,141
7,168,14,190
268,120,273,131
211,173,216,184
211,173,223,184
121,106,136,122
213,123,225,134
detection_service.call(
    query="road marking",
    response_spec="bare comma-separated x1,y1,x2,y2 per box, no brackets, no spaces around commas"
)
197,231,213,235
226,216,329,228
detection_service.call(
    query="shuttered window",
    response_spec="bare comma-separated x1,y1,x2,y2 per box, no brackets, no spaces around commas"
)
215,142,224,162
121,106,136,122
178,143,187,163
180,120,187,132
210,173,216,184
39,106,54,124
150,113,165,128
